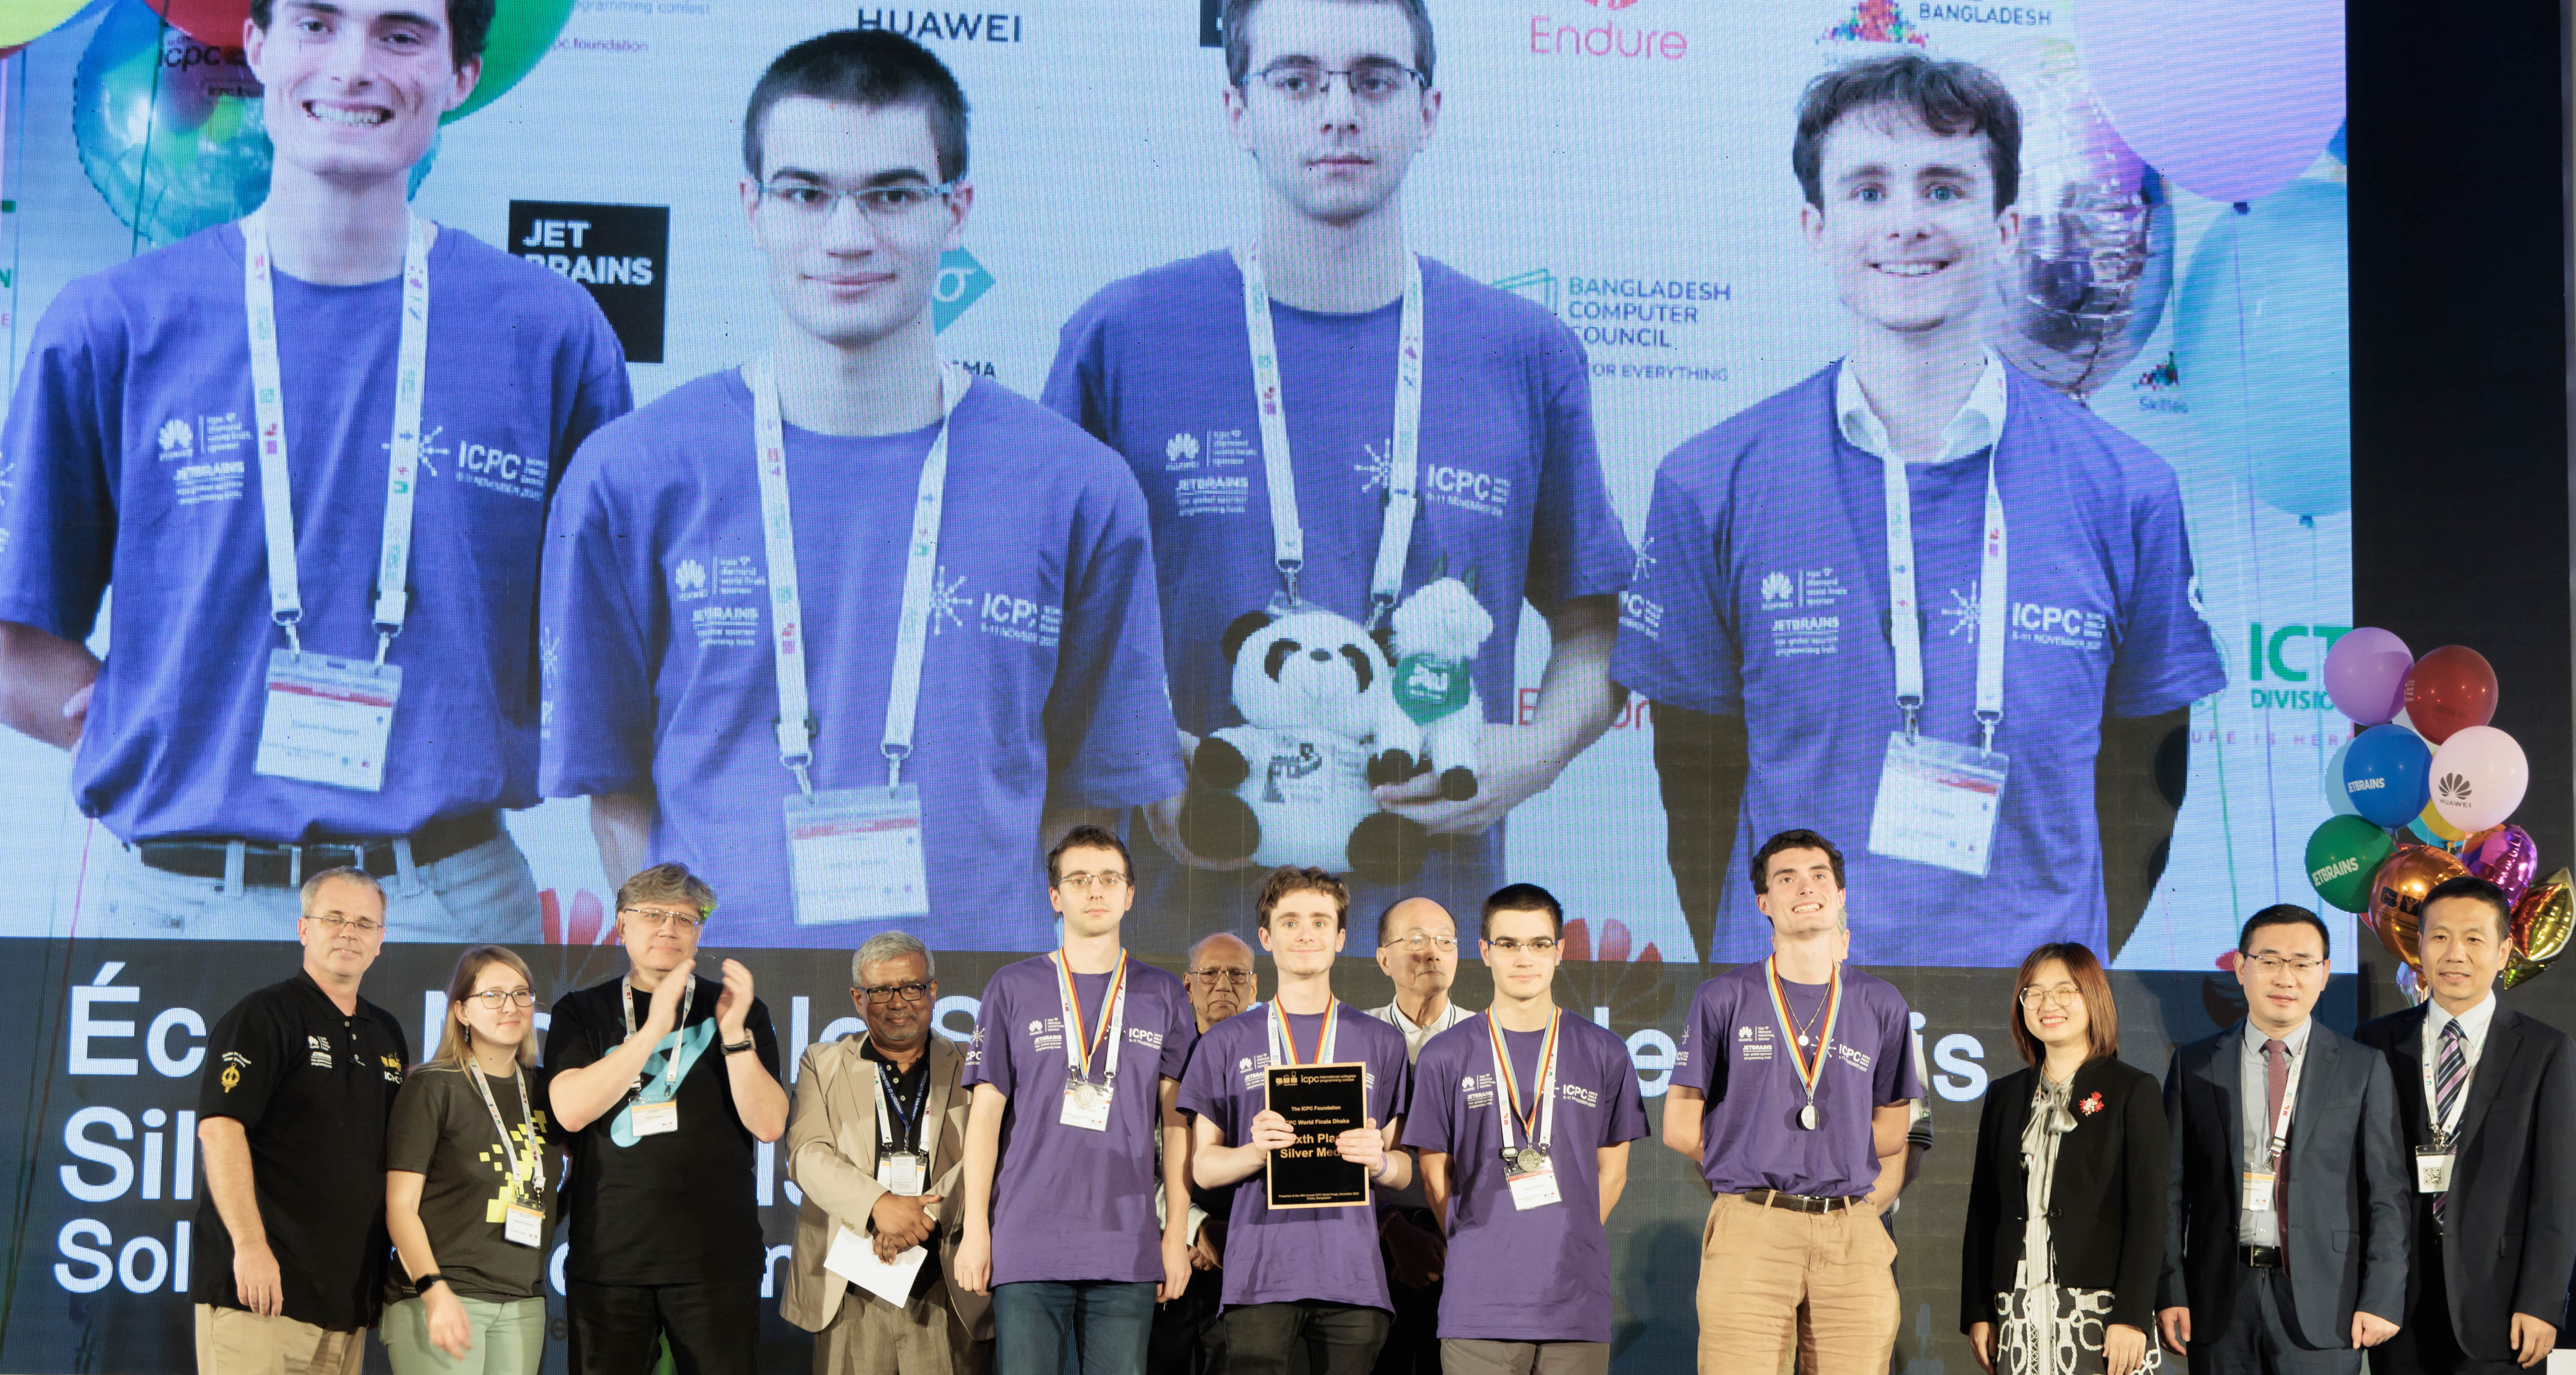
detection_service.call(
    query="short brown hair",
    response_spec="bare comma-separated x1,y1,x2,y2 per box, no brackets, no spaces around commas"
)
1048,824,1131,887
1256,866,1349,930
250,0,496,66
1749,829,1846,895
1793,52,2021,213
616,862,716,920
1480,882,1563,941
2008,942,2119,1067
430,946,539,1071
1220,0,1436,88
742,28,972,183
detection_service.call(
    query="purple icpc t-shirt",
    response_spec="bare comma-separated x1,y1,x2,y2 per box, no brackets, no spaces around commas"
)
1610,362,2227,966
0,222,631,842
538,370,1180,948
1672,961,1919,1198
1176,1003,1412,1312
961,954,1196,1285
1410,1013,1647,1343
1042,251,1633,929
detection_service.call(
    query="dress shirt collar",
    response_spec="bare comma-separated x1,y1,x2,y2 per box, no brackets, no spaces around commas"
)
1834,348,2009,466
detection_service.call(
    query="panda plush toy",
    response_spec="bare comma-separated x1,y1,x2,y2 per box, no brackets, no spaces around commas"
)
1176,605,1435,886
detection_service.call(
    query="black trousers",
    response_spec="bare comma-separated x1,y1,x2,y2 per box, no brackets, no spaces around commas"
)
1148,1264,1227,1375
2378,1235,2524,1375
1370,1212,1443,1375
1224,1301,1391,1375
566,1277,761,1375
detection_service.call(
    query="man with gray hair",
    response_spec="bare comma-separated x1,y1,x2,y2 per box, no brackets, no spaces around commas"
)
194,867,411,1375
783,930,989,1373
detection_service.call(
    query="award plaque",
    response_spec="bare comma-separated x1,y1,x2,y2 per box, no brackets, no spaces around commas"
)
1264,1061,1370,1209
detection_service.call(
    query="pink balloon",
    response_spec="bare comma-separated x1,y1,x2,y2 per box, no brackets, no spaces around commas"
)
2428,725,2529,835
2074,0,2345,205
2321,626,2412,726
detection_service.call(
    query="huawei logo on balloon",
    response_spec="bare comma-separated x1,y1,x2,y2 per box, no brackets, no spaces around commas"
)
2437,772,2473,802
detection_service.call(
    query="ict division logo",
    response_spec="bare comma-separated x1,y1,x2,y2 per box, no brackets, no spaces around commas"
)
511,201,670,364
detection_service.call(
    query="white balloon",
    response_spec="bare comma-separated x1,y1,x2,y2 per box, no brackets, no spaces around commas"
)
2429,725,2529,834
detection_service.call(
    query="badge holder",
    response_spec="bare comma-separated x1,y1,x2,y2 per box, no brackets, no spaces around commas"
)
2242,1169,2275,1213
2414,1145,2454,1193
1866,732,2008,878
1061,1073,1114,1131
631,1098,679,1136
254,649,402,792
878,1151,929,1197
786,785,930,926
504,1202,545,1247
1504,1146,1560,1211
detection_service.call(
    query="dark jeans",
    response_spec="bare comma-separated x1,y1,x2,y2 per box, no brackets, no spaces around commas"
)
565,1278,759,1375
1147,1264,1226,1375
1224,1301,1392,1375
992,1280,1156,1375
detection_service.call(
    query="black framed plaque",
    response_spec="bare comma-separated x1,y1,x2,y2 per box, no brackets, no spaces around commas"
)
1264,1061,1370,1209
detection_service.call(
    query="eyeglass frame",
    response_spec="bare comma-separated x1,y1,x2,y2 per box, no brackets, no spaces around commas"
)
754,175,962,223
1053,870,1131,894
1380,932,1459,953
2240,953,2327,975
305,912,386,934
856,981,934,1006
463,988,539,1010
1188,967,1254,986
1484,936,1561,955
620,905,706,933
2017,982,2084,1008
1241,58,1430,104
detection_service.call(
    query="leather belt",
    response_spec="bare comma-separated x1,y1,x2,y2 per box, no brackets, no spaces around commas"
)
133,812,501,887
1740,1188,1859,1215
2240,1244,2283,1269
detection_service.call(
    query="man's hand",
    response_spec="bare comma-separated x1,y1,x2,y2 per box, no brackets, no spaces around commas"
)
234,1241,284,1317
1382,1212,1445,1289
2511,1311,2557,1367
2157,1306,2190,1356
1965,1321,1994,1375
1160,1232,1191,1303
955,1230,992,1296
869,1191,940,1258
1247,1109,1296,1153
1188,1230,1221,1272
1142,732,1254,872
1374,725,1560,836
424,1284,473,1359
2104,1322,2148,1375
2351,1311,2398,1349
646,959,694,1037
715,959,755,1040
1336,1116,1387,1175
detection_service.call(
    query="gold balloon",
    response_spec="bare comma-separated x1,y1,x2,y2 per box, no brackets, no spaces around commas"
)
2502,949,2548,991
2512,867,2574,963
2368,845,2468,968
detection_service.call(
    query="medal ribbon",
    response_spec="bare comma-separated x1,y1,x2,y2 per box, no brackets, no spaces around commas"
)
1267,996,1340,1067
1487,1010,1561,1157
1764,957,1844,1106
1054,950,1129,1085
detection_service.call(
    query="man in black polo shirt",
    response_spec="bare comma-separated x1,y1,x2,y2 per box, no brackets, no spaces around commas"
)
194,866,411,1375
544,861,787,1375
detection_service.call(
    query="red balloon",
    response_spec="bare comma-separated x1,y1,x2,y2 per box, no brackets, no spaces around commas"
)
145,0,253,48
2403,644,2499,745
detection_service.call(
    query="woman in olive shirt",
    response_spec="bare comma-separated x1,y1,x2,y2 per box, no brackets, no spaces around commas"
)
381,946,554,1375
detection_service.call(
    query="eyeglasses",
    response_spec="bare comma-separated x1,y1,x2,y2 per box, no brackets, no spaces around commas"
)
621,906,704,933
466,989,537,1010
307,913,385,934
1247,59,1427,105
2018,983,2082,1008
859,981,932,1005
759,178,958,223
1054,871,1130,894
1381,932,1458,953
1486,937,1559,955
1189,968,1252,986
2242,954,2326,975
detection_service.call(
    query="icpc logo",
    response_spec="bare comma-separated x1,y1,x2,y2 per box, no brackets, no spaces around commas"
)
934,250,994,333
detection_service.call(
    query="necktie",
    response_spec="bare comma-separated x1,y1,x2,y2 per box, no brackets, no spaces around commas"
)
2433,1018,2468,1226
2264,1038,2290,1236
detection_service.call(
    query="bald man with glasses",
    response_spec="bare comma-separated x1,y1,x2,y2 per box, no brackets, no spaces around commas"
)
1365,897,1473,1375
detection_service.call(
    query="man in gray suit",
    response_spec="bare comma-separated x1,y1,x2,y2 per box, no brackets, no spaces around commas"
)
784,931,990,1374
2359,876,2576,1374
2159,904,2409,1372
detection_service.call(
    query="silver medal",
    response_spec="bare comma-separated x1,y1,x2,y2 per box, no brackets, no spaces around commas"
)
1798,1102,1818,1130
1516,1146,1546,1174
1074,1080,1101,1111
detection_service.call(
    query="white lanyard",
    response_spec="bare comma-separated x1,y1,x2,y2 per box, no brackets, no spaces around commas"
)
466,1058,545,1206
873,1057,932,1155
1879,436,2008,751
241,210,433,663
620,973,695,1098
2257,1036,2305,1170
747,357,974,795
1488,1010,1561,1156
1233,244,1425,625
1266,997,1341,1067
2422,1015,2473,1144
1053,951,1129,1086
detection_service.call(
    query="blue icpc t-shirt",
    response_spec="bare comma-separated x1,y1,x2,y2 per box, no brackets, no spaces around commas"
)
1612,362,2226,966
0,221,632,842
538,370,1181,949
1043,251,1633,932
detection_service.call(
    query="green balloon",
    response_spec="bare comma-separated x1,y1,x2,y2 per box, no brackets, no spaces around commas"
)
2306,814,2397,914
445,0,576,124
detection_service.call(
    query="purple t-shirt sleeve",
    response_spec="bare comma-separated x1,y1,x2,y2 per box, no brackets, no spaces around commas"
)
537,425,657,797
559,309,635,474
1407,1038,1460,1156
961,975,1014,1092
1672,980,1728,1099
1612,461,1740,715
1603,1038,1649,1146
1040,306,1106,438
1376,1030,1412,1127
1157,979,1196,1083
0,279,119,641
1043,467,1182,811
1874,988,1921,1107
1175,1020,1227,1123
1520,322,1632,618
2105,461,2226,717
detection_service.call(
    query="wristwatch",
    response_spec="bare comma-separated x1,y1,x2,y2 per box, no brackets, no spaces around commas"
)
414,1273,449,1294
723,1036,756,1055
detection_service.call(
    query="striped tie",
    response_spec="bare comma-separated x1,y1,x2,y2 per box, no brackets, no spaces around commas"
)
2433,1018,2468,1226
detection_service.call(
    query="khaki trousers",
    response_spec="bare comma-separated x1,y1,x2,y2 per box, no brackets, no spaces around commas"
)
194,1304,365,1375
1693,1193,1898,1375
813,1283,982,1375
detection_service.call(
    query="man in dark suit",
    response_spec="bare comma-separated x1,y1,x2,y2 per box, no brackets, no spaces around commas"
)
2159,904,2409,1372
2358,875,2576,1373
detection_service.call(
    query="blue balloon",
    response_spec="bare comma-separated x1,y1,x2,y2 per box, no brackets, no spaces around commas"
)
2172,179,2350,517
2343,722,2431,829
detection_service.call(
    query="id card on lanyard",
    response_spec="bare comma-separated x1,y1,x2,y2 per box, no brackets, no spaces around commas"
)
622,973,694,1137
1235,244,1425,629
242,212,432,793
1488,1011,1562,1210
747,357,971,927
2416,1023,2470,1193
1865,436,2010,877
874,1060,932,1196
1055,951,1128,1131
467,1059,547,1246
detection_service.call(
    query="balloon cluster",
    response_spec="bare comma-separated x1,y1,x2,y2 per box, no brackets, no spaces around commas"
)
2303,629,2568,999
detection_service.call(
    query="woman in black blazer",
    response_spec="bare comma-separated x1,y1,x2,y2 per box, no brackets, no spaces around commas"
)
1961,942,2168,1375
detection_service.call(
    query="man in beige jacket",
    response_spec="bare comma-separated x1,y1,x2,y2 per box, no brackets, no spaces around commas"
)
784,931,989,1374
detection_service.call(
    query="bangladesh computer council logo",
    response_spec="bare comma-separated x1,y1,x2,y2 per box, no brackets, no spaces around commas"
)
934,250,993,333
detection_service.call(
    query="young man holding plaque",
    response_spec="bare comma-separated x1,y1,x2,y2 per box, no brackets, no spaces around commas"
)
954,826,1198,1375
1661,829,1921,1373
1411,884,1646,1375
1180,867,1414,1375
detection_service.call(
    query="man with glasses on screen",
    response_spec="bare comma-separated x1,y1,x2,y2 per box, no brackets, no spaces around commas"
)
0,0,631,941
194,868,409,1375
542,863,786,1375
783,930,990,1374
1612,51,2225,970
1366,896,1471,1375
1043,0,1633,952
540,28,1178,950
